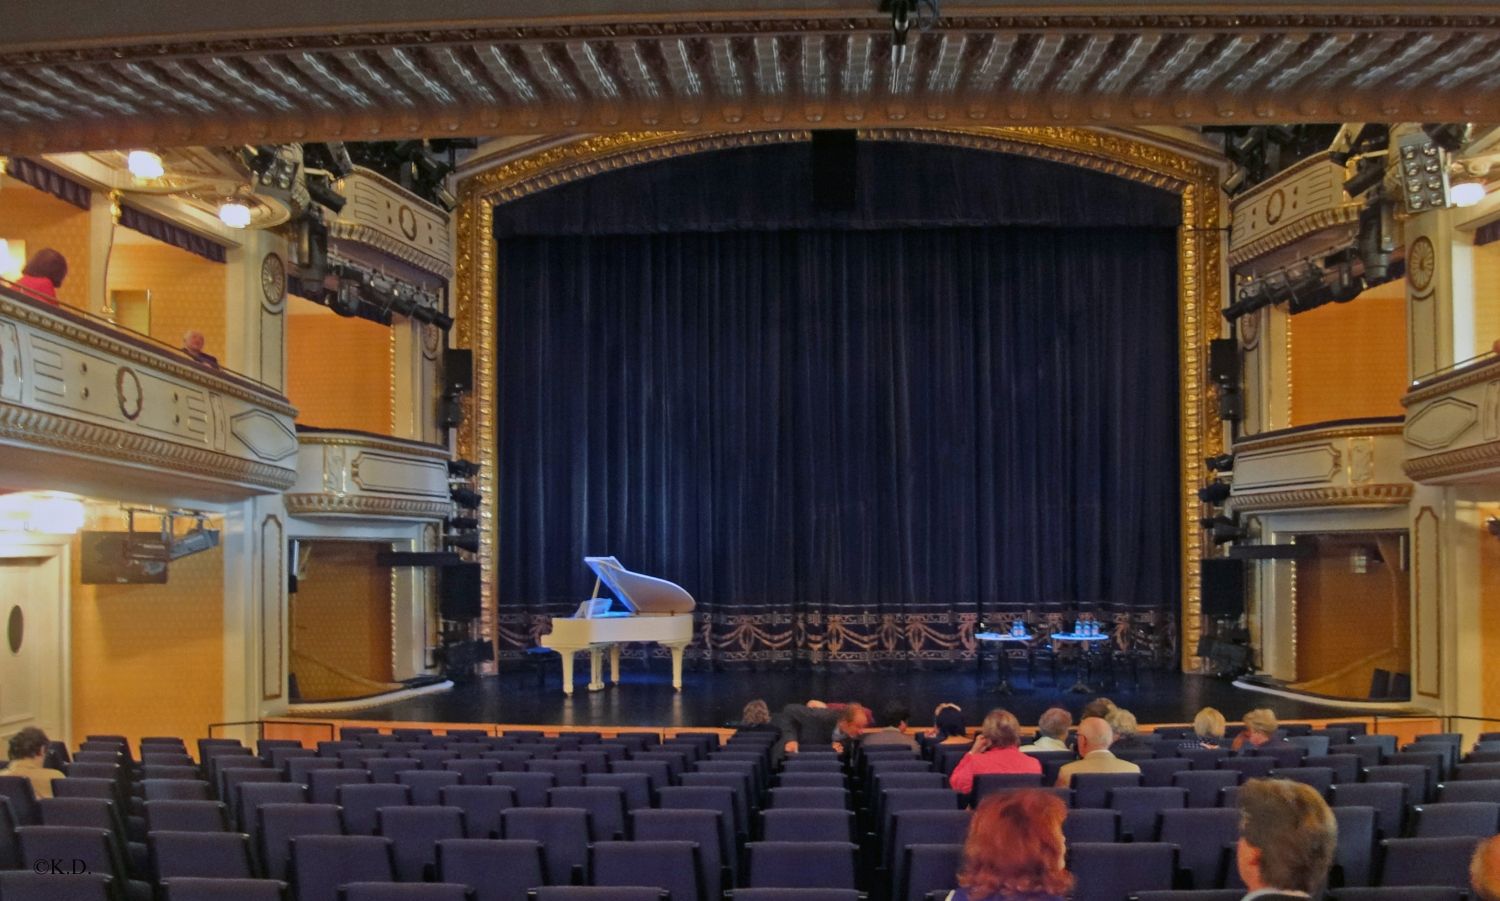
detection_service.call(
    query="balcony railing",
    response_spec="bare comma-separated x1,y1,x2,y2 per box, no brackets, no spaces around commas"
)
286,427,450,521
1402,354,1500,484
1230,417,1411,512
0,282,298,504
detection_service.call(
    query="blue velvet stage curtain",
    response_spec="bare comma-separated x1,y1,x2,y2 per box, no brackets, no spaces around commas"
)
493,141,1181,667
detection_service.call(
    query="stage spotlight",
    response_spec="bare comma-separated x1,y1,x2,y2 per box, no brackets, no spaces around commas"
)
447,459,480,478
444,531,481,553
451,486,483,508
1204,514,1248,545
1423,123,1470,154
305,172,347,214
1343,156,1386,199
446,515,479,531
330,283,363,318
1205,454,1235,472
1198,481,1232,505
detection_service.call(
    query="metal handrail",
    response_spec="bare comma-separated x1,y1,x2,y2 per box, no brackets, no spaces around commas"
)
206,718,338,742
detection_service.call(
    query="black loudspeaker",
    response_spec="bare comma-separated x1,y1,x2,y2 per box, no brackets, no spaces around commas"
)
1218,391,1242,421
1200,557,1246,618
440,562,483,620
811,130,858,211
444,348,473,393
1209,338,1239,384
440,394,465,429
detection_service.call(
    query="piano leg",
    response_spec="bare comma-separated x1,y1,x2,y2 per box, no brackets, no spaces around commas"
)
665,640,689,692
559,650,576,696
609,644,621,685
588,646,606,692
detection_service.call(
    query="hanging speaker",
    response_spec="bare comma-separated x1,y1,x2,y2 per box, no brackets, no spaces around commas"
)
1218,391,1242,421
444,348,473,393
1209,338,1239,384
811,130,858,211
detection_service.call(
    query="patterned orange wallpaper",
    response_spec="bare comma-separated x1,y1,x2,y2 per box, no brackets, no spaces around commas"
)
105,241,226,359
0,176,92,310
286,312,394,433
1474,242,1500,360
1292,533,1409,699
290,540,395,701
70,512,225,745
1480,505,1500,719
1288,282,1408,427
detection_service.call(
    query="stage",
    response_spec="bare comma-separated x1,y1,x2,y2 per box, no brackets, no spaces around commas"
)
331,662,1376,729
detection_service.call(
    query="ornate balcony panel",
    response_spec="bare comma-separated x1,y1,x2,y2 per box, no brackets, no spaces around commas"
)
328,168,453,280
0,284,297,506
1402,356,1500,484
1230,418,1411,512
1228,152,1362,270
286,428,450,521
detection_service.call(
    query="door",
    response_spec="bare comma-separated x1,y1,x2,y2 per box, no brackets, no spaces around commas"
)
0,550,68,746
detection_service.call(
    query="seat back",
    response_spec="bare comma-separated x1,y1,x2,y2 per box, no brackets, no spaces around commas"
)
0,775,40,825
339,883,470,901
1438,779,1500,803
899,843,964,901
1331,805,1376,888
236,782,308,833
548,786,627,841
1328,889,1465,901
338,783,412,835
0,871,113,901
1108,786,1187,841
150,830,255,880
525,759,585,787
593,840,703,901
1217,757,1276,780
377,805,466,882
1061,808,1120,844
16,825,126,884
439,785,515,839
1068,842,1177,901
1331,782,1407,839
583,773,653,811
289,834,395,901
365,758,421,784
633,808,728,897
1378,836,1482,888
397,770,463,806
747,841,857,890
436,838,545,901
501,807,591,885
1410,801,1500,837
1172,770,1239,809
145,800,229,833
1363,765,1431,805
1070,772,1143,808
308,768,370,805
969,772,1042,803
1269,766,1334,797
657,786,738,854
258,803,343,881
487,772,556,808
1135,758,1189,788
761,808,854,842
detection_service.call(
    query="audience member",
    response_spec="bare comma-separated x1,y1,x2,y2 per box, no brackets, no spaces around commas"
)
949,708,1041,794
777,700,868,755
738,699,780,735
953,790,1072,901
1080,696,1117,721
1472,834,1500,901
1104,707,1151,755
1233,708,1289,751
922,703,970,746
1020,707,1072,752
863,700,920,749
13,248,67,305
1055,716,1140,787
1235,778,1337,899
182,329,221,369
1181,706,1227,750
1,726,67,799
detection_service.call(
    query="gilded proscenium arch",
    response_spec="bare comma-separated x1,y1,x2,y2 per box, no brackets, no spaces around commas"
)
455,128,1223,673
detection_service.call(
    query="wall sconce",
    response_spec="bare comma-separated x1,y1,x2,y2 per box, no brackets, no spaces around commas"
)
0,238,25,281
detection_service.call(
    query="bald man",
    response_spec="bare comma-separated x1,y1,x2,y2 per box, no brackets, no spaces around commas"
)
1474,835,1500,901
1055,716,1141,787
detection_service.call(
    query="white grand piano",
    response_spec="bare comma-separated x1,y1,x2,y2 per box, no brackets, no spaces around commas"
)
539,556,695,696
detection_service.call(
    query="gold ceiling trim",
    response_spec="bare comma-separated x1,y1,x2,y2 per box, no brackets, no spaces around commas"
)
0,401,298,490
283,494,451,520
1227,205,1365,270
1230,484,1414,513
454,127,1222,671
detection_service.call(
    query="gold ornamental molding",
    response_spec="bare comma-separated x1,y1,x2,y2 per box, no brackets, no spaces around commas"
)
1404,441,1500,483
282,494,452,520
296,432,451,461
327,222,454,281
1230,484,1415,513
0,291,295,415
1236,422,1407,453
1404,359,1500,406
0,401,297,490
1228,205,1364,270
455,126,1224,672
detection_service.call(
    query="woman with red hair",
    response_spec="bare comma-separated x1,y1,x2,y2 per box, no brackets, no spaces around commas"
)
14,248,67,305
953,789,1072,901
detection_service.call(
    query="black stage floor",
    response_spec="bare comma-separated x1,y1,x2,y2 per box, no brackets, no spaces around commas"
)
335,660,1368,729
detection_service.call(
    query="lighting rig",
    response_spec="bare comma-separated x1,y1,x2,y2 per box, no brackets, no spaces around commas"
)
878,0,939,64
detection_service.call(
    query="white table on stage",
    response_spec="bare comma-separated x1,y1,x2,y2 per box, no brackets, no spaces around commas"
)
1048,632,1111,694
975,631,1033,694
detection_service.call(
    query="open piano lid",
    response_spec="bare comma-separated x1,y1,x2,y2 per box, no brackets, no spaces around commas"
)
583,556,696,616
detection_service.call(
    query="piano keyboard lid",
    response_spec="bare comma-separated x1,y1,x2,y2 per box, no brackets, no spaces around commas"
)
584,556,696,616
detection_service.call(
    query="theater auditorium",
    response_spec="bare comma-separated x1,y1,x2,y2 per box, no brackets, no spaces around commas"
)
2,2,1500,900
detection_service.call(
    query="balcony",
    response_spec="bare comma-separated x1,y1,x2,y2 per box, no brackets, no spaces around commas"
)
0,282,297,505
1402,354,1500,485
286,428,450,521
1230,418,1411,512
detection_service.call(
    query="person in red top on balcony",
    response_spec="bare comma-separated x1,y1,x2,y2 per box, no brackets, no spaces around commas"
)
14,248,67,305
948,707,1041,794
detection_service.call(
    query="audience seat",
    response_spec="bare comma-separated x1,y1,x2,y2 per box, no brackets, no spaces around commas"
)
1069,842,1177,901
898,843,963,901
747,842,857,890
1330,805,1377,888
1408,801,1500,838
0,871,114,901
1062,808,1120,844
1377,836,1482,888
502,807,592,885
149,830,256,880
161,877,289,901
377,805,466,882
290,835,396,901
1157,808,1238,890
436,839,545,901
339,884,472,901
593,840,703,901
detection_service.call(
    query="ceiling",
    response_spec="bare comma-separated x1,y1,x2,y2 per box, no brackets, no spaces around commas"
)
3,3,1500,153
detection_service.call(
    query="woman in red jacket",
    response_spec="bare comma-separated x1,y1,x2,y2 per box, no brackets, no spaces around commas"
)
948,708,1041,794
14,248,67,305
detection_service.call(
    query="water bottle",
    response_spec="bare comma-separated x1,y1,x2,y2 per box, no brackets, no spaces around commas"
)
1074,617,1083,636
1011,618,1025,637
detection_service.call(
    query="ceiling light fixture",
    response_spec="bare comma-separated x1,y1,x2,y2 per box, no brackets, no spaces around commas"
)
126,150,165,180
1451,181,1487,207
218,201,252,229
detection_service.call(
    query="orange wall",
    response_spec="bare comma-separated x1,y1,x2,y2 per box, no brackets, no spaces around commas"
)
105,240,226,358
1294,533,1409,698
0,175,92,310
1289,281,1408,426
286,311,393,433
1475,242,1500,360
289,540,394,700
70,512,225,744
1481,505,1500,720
